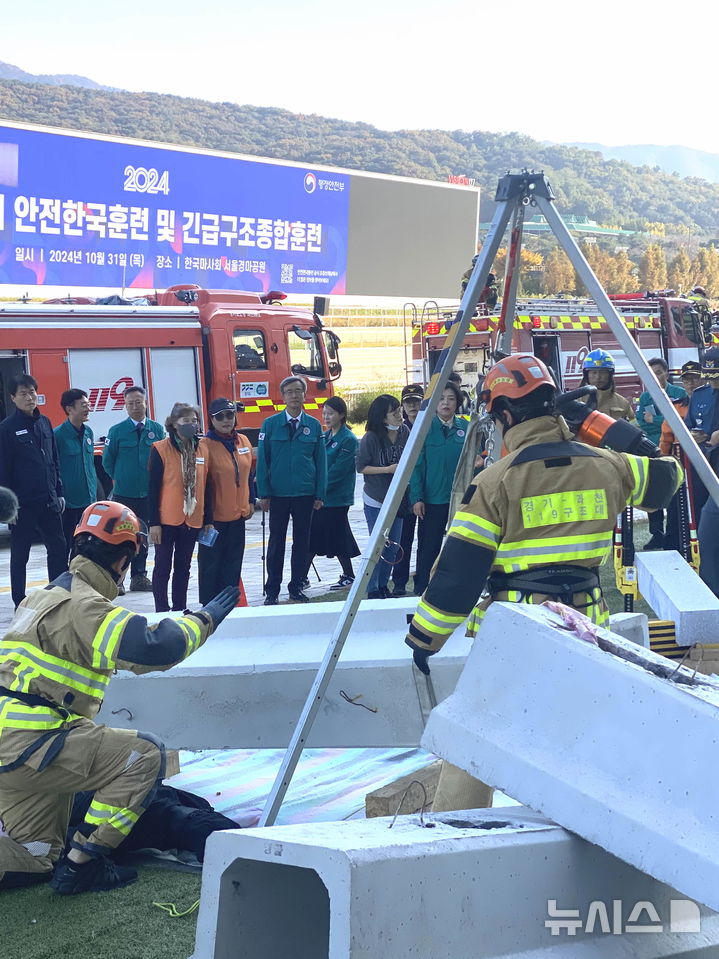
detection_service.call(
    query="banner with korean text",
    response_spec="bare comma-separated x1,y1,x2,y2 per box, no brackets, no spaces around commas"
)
0,125,349,293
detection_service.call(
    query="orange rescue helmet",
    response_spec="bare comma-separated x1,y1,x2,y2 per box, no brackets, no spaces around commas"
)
481,353,557,412
74,501,143,554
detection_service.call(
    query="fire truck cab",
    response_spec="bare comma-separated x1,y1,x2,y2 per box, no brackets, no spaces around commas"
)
0,284,342,458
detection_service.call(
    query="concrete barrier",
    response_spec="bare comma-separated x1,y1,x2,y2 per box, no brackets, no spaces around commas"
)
103,599,470,749
422,601,719,913
191,808,719,958
636,550,719,646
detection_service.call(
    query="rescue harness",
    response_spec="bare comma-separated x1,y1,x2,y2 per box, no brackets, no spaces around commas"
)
0,686,73,773
487,564,601,609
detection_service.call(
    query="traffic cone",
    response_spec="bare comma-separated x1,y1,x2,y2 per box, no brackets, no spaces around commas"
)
237,577,248,607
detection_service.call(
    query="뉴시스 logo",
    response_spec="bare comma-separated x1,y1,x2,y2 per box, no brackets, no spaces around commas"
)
304,172,317,194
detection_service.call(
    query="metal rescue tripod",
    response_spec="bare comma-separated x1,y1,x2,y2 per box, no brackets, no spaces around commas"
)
260,171,719,826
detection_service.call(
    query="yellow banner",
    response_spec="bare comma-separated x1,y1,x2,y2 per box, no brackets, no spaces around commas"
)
520,489,608,529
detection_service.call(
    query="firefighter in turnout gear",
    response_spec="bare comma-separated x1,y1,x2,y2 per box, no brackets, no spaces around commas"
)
0,501,239,895
580,348,635,422
406,354,683,811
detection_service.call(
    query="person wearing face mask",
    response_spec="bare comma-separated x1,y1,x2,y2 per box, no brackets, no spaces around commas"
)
356,394,409,599
148,403,210,612
409,383,467,596
0,500,238,895
390,384,424,597
198,398,254,604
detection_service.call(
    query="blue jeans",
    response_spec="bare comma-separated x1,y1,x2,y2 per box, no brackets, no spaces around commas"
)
364,505,403,594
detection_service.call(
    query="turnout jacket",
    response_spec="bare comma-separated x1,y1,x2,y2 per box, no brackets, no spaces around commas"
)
0,556,215,770
256,410,327,500
407,416,683,655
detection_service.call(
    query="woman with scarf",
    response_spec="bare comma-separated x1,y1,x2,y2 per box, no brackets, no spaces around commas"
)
148,402,209,612
199,398,254,604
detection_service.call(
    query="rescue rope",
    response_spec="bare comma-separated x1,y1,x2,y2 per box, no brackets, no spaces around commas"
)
152,898,200,918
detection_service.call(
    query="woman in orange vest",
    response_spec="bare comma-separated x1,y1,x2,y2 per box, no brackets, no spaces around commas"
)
199,398,254,604
148,403,209,612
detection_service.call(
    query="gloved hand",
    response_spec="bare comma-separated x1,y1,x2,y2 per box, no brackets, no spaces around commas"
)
57,497,66,514
200,585,240,629
554,387,595,432
413,647,433,676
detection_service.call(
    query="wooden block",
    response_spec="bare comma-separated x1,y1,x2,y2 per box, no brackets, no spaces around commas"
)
365,761,442,819
165,749,181,778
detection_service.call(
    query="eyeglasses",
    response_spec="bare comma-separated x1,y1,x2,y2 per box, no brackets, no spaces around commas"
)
283,389,305,396
212,411,236,421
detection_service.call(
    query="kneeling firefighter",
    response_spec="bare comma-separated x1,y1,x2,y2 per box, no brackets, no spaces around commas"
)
406,354,683,811
0,501,238,894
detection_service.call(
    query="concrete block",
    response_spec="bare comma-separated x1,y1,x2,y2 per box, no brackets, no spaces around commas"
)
191,808,719,958
103,599,470,750
422,601,719,913
609,611,650,648
365,760,441,818
636,550,719,646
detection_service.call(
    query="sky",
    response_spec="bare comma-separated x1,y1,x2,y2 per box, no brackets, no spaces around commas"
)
2,0,718,153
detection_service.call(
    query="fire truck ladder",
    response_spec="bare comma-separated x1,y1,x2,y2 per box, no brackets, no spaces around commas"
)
259,171,719,827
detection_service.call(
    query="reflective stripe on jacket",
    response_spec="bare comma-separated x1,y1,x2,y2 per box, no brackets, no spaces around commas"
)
407,415,683,655
0,555,214,769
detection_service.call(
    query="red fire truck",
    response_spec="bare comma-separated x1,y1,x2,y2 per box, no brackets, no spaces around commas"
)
0,284,342,459
408,294,708,402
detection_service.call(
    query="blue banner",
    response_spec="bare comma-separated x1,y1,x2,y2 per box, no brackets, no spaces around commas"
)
0,125,349,293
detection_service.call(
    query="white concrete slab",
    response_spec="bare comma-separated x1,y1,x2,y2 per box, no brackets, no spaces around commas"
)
422,601,719,914
609,611,650,648
636,550,719,646
103,599,470,749
191,808,719,958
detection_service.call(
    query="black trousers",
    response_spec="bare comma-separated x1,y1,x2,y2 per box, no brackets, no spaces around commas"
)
391,511,417,590
152,523,199,612
413,502,450,596
198,517,246,605
265,495,314,597
61,506,85,563
112,495,149,576
648,508,665,539
10,503,67,608
699,498,719,598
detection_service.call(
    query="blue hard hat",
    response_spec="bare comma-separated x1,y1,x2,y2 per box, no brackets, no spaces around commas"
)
583,349,615,371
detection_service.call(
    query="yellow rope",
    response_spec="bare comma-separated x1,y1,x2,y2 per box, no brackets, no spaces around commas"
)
152,899,200,918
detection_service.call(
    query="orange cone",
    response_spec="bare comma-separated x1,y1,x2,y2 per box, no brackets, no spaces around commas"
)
237,577,248,607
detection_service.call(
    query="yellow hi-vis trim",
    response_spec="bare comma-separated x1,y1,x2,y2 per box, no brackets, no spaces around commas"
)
449,511,501,548
85,800,139,837
493,532,612,571
0,641,109,698
413,599,465,636
520,490,608,529
627,455,649,505
92,607,134,669
175,617,202,654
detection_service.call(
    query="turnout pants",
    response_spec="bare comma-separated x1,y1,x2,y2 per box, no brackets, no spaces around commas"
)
265,495,314,597
10,503,67,608
0,719,163,888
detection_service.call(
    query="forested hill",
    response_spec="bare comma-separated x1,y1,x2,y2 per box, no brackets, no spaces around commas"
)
2,76,719,234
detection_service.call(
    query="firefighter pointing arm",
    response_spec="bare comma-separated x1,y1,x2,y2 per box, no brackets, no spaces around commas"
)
406,354,683,811
0,501,238,895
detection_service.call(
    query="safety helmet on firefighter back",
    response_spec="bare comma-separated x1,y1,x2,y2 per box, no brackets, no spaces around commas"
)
481,353,556,412
692,286,707,296
74,501,144,554
582,349,615,371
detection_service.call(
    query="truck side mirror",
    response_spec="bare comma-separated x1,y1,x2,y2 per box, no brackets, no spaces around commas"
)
313,296,330,316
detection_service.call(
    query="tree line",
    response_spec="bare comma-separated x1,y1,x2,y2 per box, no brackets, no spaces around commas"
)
2,77,719,239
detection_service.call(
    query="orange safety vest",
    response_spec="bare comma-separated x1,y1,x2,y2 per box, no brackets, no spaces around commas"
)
205,432,253,522
154,437,209,528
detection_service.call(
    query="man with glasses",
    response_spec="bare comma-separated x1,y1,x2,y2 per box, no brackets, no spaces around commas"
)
256,376,327,604
0,374,67,607
102,386,165,594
